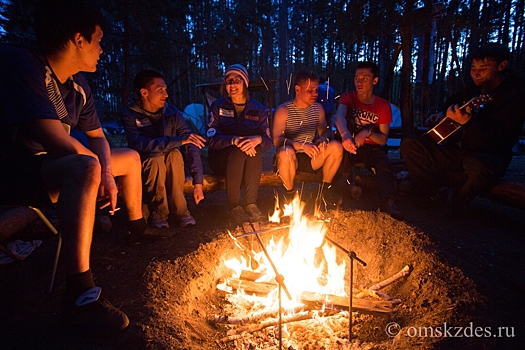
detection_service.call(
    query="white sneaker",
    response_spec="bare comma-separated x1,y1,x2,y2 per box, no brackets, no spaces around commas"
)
178,211,196,227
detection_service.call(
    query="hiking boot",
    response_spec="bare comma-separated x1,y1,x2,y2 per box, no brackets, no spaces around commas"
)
177,210,196,228
245,204,265,222
229,205,251,226
381,199,405,220
150,211,169,229
126,228,175,246
62,287,129,337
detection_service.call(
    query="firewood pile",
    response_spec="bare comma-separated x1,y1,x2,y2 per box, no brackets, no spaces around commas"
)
214,262,411,348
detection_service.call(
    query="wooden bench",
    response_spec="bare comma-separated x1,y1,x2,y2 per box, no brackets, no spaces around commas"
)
181,170,525,211
182,171,323,194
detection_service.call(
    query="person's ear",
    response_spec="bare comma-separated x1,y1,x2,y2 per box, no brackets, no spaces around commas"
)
498,60,508,72
140,88,148,97
373,77,379,85
74,33,83,48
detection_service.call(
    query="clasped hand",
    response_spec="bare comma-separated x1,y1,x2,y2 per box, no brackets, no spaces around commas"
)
182,133,206,148
236,135,261,157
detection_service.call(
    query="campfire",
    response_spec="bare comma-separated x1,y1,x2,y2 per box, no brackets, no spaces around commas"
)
142,188,480,350
214,194,409,348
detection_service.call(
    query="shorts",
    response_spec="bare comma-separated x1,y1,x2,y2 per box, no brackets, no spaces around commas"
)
273,151,318,174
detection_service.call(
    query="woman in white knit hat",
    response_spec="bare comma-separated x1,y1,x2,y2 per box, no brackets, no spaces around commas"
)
207,64,272,226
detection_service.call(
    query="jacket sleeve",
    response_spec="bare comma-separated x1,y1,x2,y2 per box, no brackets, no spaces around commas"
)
258,108,272,153
121,109,181,153
175,111,204,185
207,101,236,150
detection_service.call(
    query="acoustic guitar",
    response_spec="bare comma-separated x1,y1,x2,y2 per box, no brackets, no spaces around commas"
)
426,94,494,144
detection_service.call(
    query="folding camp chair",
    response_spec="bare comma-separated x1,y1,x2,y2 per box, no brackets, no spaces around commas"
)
0,205,61,293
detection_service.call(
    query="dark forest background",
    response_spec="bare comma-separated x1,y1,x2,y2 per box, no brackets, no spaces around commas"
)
1,0,524,136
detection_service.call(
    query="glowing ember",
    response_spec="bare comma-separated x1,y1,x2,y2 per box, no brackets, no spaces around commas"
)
218,194,347,311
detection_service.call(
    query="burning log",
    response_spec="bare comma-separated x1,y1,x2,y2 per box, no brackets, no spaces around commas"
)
214,305,307,325
356,285,392,300
299,291,393,314
223,311,331,337
222,277,277,295
355,265,411,299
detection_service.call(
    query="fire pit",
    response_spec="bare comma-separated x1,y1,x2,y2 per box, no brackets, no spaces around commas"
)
142,198,480,349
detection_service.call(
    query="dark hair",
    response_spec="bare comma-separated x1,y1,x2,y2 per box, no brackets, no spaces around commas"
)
294,70,319,88
470,43,510,65
133,70,165,97
356,61,380,78
35,0,105,55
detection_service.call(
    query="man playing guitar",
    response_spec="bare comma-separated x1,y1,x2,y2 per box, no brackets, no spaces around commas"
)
400,43,525,216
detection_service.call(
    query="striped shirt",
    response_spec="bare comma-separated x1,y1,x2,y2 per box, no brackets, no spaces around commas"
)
284,101,319,146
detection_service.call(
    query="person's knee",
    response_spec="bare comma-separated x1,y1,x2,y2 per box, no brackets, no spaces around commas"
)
70,155,102,185
275,146,296,169
326,141,343,158
400,136,421,157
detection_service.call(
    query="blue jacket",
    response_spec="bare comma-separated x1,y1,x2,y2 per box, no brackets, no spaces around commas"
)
207,97,272,152
121,102,203,185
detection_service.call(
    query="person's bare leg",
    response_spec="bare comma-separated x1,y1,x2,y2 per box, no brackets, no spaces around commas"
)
165,150,188,216
42,154,100,274
110,148,143,221
275,146,298,190
311,141,343,183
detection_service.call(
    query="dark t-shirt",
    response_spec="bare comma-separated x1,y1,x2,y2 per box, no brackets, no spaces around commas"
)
0,44,101,156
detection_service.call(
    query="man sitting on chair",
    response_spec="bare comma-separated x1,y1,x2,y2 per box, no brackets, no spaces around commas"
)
0,0,156,337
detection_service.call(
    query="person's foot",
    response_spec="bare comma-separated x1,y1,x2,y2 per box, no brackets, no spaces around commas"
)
126,228,175,246
381,199,405,220
229,205,251,226
150,211,169,229
412,188,448,208
245,203,265,222
321,186,341,207
177,210,196,228
62,287,129,337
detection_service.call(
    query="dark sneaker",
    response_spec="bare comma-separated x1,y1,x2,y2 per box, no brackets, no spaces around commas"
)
62,287,129,337
177,210,196,228
321,186,341,208
245,204,265,222
126,228,175,246
381,199,405,220
150,210,169,229
229,205,251,226
413,188,448,208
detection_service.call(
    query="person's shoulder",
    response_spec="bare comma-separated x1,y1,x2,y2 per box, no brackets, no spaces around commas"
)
164,103,180,115
374,95,391,106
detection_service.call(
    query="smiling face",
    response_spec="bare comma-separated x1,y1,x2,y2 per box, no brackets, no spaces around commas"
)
470,58,507,89
354,67,378,96
77,25,103,73
141,78,168,112
224,73,247,100
294,78,319,108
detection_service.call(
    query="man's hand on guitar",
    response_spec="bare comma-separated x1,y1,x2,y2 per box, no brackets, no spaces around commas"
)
446,104,471,125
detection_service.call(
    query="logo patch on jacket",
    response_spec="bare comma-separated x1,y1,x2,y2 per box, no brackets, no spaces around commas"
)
135,117,152,127
219,108,234,118
245,115,259,121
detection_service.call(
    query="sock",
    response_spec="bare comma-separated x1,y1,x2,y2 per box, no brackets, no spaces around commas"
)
128,217,147,236
63,269,95,303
